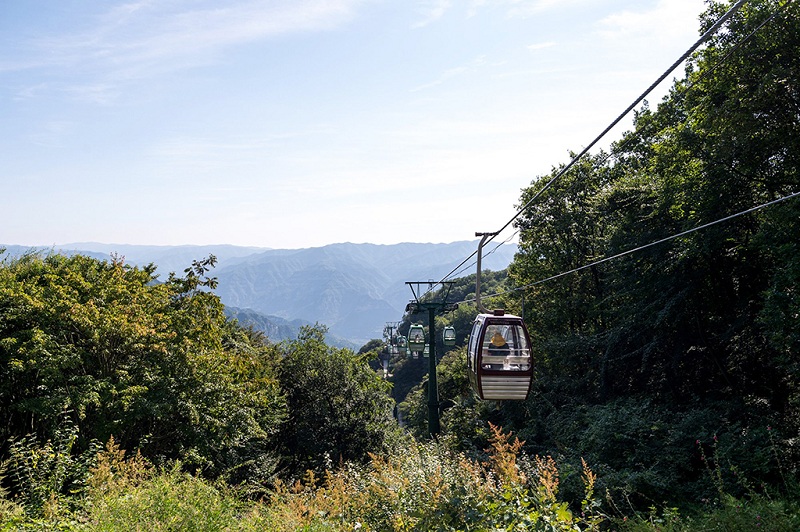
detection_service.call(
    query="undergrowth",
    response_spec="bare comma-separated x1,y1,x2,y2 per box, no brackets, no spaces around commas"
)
256,423,600,530
1,424,602,531
613,430,800,531
2,424,798,530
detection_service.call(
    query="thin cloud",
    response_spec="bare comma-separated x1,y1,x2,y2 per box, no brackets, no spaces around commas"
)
527,41,556,52
411,54,489,92
595,0,705,44
26,121,75,149
26,1,364,82
65,83,120,105
412,0,453,28
501,0,590,18
466,0,486,18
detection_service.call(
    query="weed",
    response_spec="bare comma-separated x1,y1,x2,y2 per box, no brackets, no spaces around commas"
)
613,426,800,531
4,417,101,518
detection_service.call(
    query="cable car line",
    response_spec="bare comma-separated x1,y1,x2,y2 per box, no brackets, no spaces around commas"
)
534,0,790,233
411,0,761,336
429,0,752,291
396,0,790,406
451,189,800,307
415,0,784,309
481,0,790,264
599,0,792,169
468,0,749,257
443,231,520,286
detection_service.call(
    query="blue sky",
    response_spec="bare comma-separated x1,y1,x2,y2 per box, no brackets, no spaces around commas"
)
2,0,707,249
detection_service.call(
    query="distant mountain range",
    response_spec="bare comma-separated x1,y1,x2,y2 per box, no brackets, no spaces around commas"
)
1,241,516,345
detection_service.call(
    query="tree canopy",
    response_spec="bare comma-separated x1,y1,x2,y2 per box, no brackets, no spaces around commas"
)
402,0,800,506
2,0,799,520
0,251,400,490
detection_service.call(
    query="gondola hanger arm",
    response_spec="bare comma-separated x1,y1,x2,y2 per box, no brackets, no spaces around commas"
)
474,232,498,314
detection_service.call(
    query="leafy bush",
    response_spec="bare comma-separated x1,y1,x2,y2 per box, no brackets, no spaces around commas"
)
84,465,254,531
4,418,101,519
262,424,601,531
274,325,403,479
615,490,800,531
0,252,286,485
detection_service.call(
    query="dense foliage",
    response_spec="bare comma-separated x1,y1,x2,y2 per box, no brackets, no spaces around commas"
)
0,251,400,501
0,252,288,479
3,1,800,529
274,325,401,476
402,0,800,511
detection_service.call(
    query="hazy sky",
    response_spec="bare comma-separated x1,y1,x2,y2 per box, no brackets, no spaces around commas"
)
2,0,709,249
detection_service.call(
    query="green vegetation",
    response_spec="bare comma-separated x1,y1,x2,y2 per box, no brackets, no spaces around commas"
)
402,0,800,522
0,424,602,530
274,326,401,477
3,0,800,529
0,252,287,482
0,252,402,518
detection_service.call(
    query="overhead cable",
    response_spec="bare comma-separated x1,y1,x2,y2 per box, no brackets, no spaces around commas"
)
486,0,749,243
456,189,800,306
433,0,750,291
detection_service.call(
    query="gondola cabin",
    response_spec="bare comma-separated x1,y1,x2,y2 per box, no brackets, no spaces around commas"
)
397,335,408,349
408,324,425,353
467,310,533,400
443,326,456,347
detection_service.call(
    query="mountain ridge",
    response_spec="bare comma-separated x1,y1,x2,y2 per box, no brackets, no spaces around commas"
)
1,241,516,344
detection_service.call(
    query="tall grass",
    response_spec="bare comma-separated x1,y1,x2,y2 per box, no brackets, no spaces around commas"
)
255,423,599,530
86,467,260,532
614,431,800,531
3,424,798,531
2,424,600,531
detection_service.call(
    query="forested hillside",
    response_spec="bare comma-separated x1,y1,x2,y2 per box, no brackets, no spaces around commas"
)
2,1,799,529
402,0,800,512
211,241,516,342
1,241,517,344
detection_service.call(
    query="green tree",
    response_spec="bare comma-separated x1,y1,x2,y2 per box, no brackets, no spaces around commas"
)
462,0,800,506
0,252,286,485
510,153,614,405
274,325,402,478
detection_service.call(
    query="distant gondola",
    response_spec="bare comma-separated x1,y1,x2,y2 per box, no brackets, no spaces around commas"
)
397,335,408,349
442,326,456,347
408,324,425,353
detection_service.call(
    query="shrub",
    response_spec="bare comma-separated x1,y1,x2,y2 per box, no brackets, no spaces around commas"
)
262,424,603,531
4,418,101,519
